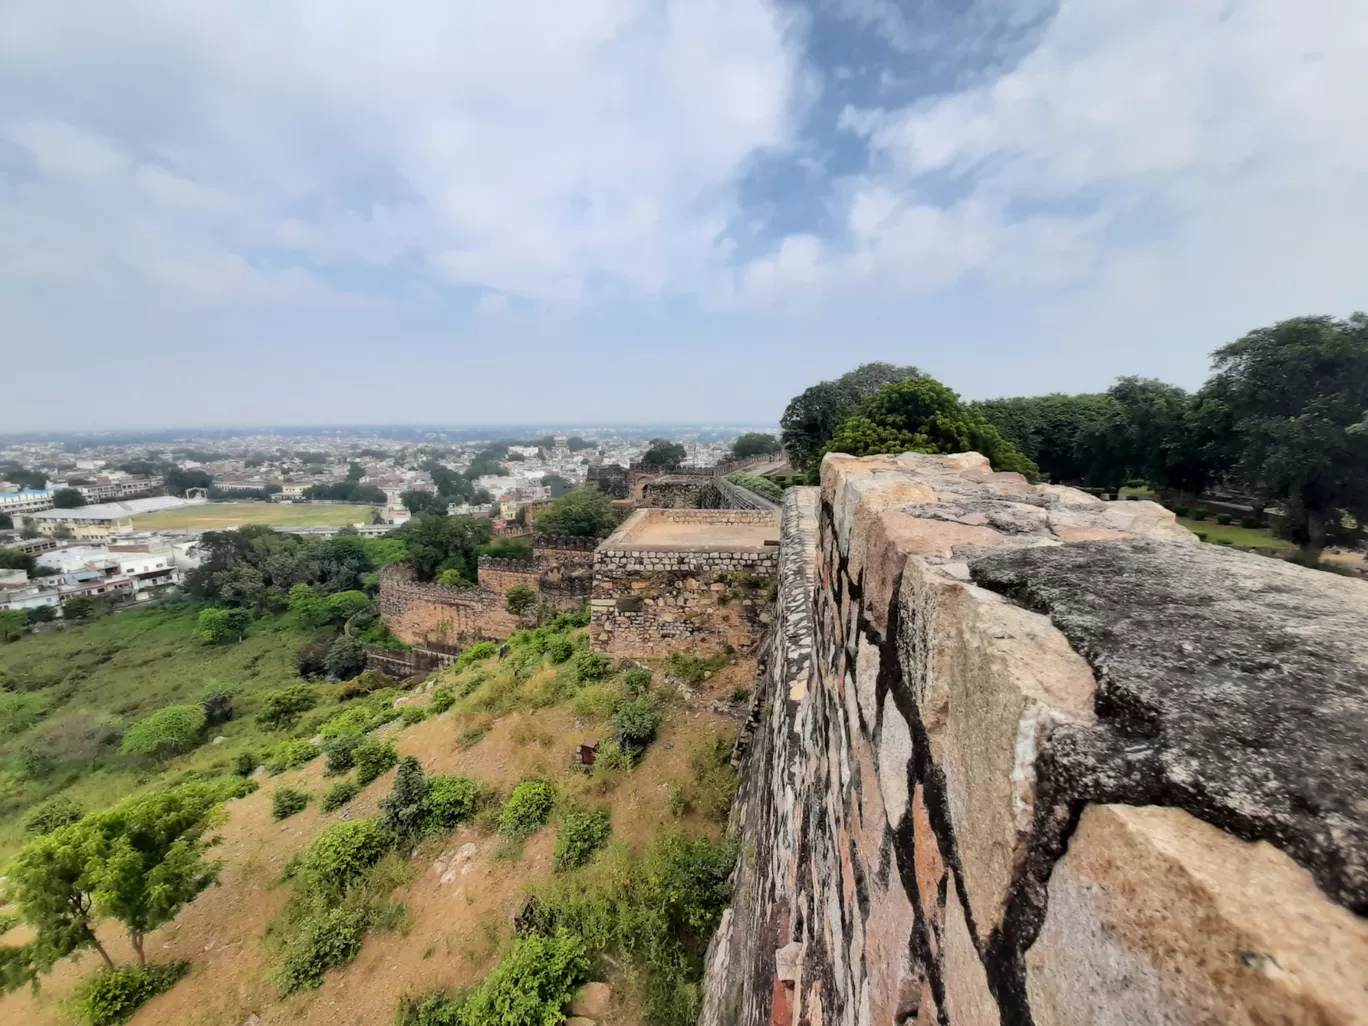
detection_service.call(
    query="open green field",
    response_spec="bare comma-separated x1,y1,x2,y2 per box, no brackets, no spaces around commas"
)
0,604,316,860
132,501,373,530
1175,516,1295,551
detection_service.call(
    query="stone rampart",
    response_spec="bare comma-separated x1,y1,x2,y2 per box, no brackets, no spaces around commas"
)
702,453,1368,1026
378,564,522,646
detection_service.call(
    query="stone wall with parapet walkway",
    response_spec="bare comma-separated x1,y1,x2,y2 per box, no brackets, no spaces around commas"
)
702,452,1368,1026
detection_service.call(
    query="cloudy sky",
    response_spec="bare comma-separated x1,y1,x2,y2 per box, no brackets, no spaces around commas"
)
1,0,1364,430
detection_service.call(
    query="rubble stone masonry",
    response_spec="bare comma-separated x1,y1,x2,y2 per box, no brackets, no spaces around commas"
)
702,454,1368,1026
590,509,780,656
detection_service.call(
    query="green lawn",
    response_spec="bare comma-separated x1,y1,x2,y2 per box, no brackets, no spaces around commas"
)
133,502,373,530
1176,517,1294,552
0,604,322,860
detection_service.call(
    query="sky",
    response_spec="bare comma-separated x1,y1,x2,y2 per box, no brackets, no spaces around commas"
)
1,0,1365,431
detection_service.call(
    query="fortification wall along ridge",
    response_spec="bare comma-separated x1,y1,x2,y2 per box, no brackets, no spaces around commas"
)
702,453,1368,1026
377,564,523,646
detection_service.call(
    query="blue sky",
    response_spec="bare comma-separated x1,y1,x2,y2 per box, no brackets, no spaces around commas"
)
1,0,1364,430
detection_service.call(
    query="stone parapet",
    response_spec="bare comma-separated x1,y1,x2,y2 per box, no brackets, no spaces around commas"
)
702,452,1368,1026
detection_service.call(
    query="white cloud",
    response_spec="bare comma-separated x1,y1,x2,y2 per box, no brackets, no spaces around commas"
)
0,0,802,306
739,0,1368,321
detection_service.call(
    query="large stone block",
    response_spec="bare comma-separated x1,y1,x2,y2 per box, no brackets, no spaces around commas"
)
898,556,1096,938
1027,804,1368,1026
941,883,999,1026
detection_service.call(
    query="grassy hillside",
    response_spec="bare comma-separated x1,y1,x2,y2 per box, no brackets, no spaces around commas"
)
1,609,750,1026
0,604,316,860
132,503,372,530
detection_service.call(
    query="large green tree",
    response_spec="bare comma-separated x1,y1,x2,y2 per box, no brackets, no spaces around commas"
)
973,393,1121,484
1206,314,1368,559
51,488,86,509
780,362,922,471
400,490,447,516
638,439,687,470
730,433,783,461
535,487,620,538
395,514,493,582
826,377,1039,478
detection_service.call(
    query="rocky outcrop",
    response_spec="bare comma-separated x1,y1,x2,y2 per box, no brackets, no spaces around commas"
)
702,453,1368,1026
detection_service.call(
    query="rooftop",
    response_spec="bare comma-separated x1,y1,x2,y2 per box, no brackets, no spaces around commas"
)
32,496,191,520
602,508,780,552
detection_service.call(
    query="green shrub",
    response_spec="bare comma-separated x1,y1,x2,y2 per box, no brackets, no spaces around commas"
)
1215,538,1234,546
621,668,653,696
725,472,783,502
326,636,368,681
69,962,190,1026
272,787,310,820
546,636,575,664
319,704,376,740
266,738,320,774
1171,505,1189,517
1215,513,1233,525
395,992,465,1026
554,810,612,872
120,704,206,760
353,738,399,785
429,687,455,714
1190,508,1210,521
572,651,614,685
380,756,432,843
233,750,258,776
321,778,361,812
459,931,589,1026
23,794,84,835
272,903,370,995
258,684,319,729
1194,531,1209,542
298,819,392,898
401,706,428,727
428,776,483,830
457,641,499,667
500,780,556,837
665,652,727,686
571,684,621,720
1240,516,1260,529
324,733,362,775
613,699,662,747
194,607,252,645
594,739,633,771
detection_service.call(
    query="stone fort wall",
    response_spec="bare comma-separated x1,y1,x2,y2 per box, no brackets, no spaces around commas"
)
702,454,1368,1026
378,564,523,647
590,509,780,657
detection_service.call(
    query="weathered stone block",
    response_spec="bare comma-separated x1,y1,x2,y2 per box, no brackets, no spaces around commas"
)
1027,804,1368,1026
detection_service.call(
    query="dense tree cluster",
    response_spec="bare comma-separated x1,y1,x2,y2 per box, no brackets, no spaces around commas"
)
789,314,1367,561
303,481,386,503
391,514,493,582
780,362,922,471
184,529,393,609
534,487,621,539
730,432,783,460
638,439,687,470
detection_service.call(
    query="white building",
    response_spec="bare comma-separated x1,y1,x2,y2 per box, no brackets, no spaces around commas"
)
0,489,54,516
30,496,190,540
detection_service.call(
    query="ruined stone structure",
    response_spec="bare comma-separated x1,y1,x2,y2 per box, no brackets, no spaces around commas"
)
702,453,1368,1026
590,508,781,656
378,564,523,647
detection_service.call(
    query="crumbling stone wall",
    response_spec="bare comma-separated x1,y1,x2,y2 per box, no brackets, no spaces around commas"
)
703,454,1368,1026
378,564,522,646
590,510,780,656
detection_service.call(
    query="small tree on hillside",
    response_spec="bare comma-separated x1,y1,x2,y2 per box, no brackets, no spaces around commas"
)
120,705,207,762
194,607,252,645
380,756,431,845
325,635,367,680
0,609,25,643
504,583,537,616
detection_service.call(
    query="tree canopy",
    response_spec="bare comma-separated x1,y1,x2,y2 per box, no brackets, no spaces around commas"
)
780,362,922,470
825,377,1039,478
393,514,493,582
120,705,207,761
400,490,447,516
184,527,387,609
638,439,687,471
51,487,86,508
535,487,620,538
730,433,783,460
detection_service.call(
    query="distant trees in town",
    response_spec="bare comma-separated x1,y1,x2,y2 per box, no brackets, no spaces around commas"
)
730,433,783,461
164,468,212,496
393,514,493,583
0,512,11,529
51,488,86,508
400,490,447,516
1,462,47,490
781,362,923,471
0,547,37,573
535,487,621,539
639,439,687,470
303,481,385,503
